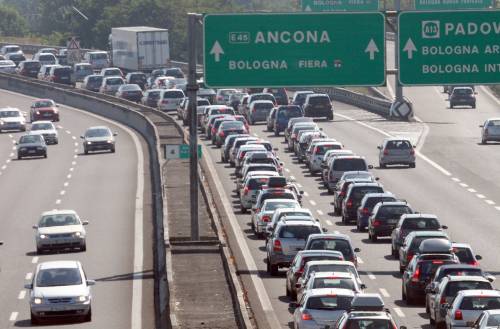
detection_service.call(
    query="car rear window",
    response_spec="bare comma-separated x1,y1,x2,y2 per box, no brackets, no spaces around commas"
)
460,296,500,310
487,314,500,326
313,278,355,291
345,319,393,329
351,187,384,201
164,90,185,98
254,102,274,110
23,62,41,69
365,197,396,209
316,144,342,155
198,99,210,106
418,260,457,278
376,206,412,220
264,201,298,211
454,88,473,95
278,106,302,118
279,225,321,239
306,296,352,310
453,247,475,264
333,158,367,171
39,54,55,61
402,218,440,230
386,140,412,149
165,68,184,78
309,96,330,105
247,177,269,190
248,165,277,173
438,268,482,281
251,94,274,102
308,239,353,259
308,264,357,278
54,67,71,75
90,53,108,60
445,281,492,297
250,157,274,165
148,91,160,98
221,121,244,130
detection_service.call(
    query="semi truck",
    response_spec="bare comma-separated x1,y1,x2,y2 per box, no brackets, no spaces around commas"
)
110,26,170,72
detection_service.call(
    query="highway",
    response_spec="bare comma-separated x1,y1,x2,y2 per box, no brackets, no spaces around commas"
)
188,88,500,329
0,89,154,328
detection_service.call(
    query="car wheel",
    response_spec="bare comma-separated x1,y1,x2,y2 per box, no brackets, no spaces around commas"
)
17,155,22,160
31,312,40,325
370,232,378,242
54,139,59,145
430,317,436,326
84,148,89,155
379,162,386,169
481,138,487,144
410,163,416,168
36,246,43,254
240,205,247,214
269,263,279,276
327,113,334,121
84,308,92,322
472,103,476,109
111,147,115,153
43,152,47,159
81,243,87,252
274,130,279,137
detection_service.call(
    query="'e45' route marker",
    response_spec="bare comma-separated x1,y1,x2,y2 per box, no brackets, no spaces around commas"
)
203,13,385,88
399,10,500,86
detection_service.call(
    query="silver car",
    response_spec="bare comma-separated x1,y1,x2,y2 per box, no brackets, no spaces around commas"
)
292,288,355,329
252,199,300,238
239,174,276,213
445,290,500,329
470,310,500,329
297,271,364,302
378,137,416,168
308,141,343,174
26,260,95,324
33,210,88,253
480,118,500,144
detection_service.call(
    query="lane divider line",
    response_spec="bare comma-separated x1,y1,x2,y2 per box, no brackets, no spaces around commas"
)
309,200,316,206
357,257,364,264
367,272,376,280
316,210,324,216
31,257,38,264
468,188,477,193
325,220,333,226
452,177,460,182
67,174,72,179
60,190,66,195
495,206,500,211
9,312,18,322
459,182,469,188
393,307,405,318
55,199,61,205
476,194,485,199
18,290,26,300
64,182,69,187
303,191,309,197
25,272,32,280
379,288,390,297
485,200,495,205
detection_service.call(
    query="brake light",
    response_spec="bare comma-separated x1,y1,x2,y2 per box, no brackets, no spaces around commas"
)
273,240,282,252
455,310,463,320
432,260,444,264
301,311,312,321
440,296,447,305
313,146,318,154
219,131,225,137
410,149,415,155
362,208,370,215
346,200,353,208
262,215,271,222
372,220,381,227
340,191,346,197
243,187,249,195
407,252,414,262
469,260,479,266
411,266,420,282
383,149,389,155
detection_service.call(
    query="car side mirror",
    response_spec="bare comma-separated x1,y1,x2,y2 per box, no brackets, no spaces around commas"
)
14,141,18,145
299,191,304,195
368,165,374,169
32,225,38,229
24,283,33,289
80,136,84,139
316,218,320,222
113,132,118,136
377,146,382,150
360,283,367,289
479,125,484,128
289,302,299,309
322,228,328,232
86,280,96,286
475,255,482,260
441,225,448,229
82,220,89,226
354,247,360,252
280,162,284,166
375,177,380,181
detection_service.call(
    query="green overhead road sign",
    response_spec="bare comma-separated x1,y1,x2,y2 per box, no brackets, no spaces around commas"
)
203,13,385,88
415,0,493,10
398,10,500,86
301,0,379,11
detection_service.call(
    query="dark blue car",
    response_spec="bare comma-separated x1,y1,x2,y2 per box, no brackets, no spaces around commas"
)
273,105,303,136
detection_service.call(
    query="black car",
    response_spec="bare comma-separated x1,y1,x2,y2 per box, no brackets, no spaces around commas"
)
126,72,147,90
17,60,41,78
449,87,476,108
303,93,333,120
342,183,384,224
7,53,26,66
402,253,460,304
17,134,47,159
142,89,161,107
164,67,184,78
263,87,289,105
49,66,73,85
83,75,103,92
216,121,247,147
81,126,117,154
368,201,413,242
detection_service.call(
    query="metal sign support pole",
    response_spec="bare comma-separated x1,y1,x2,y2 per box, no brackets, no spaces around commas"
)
395,0,404,102
187,13,201,241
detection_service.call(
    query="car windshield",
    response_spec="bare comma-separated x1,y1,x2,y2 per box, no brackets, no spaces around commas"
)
345,319,393,329
91,53,108,60
39,54,54,61
313,278,355,290
39,214,79,227
211,108,235,115
54,67,71,75
86,128,111,138
36,268,82,287
31,123,53,130
487,314,500,326
89,76,103,84
130,74,146,82
386,140,412,149
19,135,41,144
264,201,298,211
453,247,475,263
279,225,321,239
34,101,54,108
460,296,500,310
24,62,40,69
445,281,492,297
247,177,269,189
105,69,121,76
308,239,353,259
333,159,367,171
402,218,440,230
306,296,352,311
376,206,412,220
0,110,20,118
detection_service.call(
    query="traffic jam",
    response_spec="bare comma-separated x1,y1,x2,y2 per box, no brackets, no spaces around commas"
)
177,87,499,329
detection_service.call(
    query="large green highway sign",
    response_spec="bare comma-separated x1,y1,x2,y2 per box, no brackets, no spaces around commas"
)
301,0,379,11
414,0,493,11
399,10,500,86
203,13,385,87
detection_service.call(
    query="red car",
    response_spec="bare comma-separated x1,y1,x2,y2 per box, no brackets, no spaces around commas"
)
30,99,60,122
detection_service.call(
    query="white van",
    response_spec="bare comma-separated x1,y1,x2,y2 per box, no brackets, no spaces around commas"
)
84,51,109,70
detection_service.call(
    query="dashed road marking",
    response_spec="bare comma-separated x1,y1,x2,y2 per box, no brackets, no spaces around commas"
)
476,194,485,199
6,159,10,163
253,133,258,137
9,312,18,321
64,182,69,187
18,290,26,300
357,257,364,264
459,183,468,188
297,183,302,188
367,272,376,280
72,136,77,140
69,167,74,172
12,146,16,150
72,161,76,165
325,220,333,226
9,152,14,157
67,174,72,179
66,130,71,134
74,142,78,146
303,191,309,197
57,125,63,129
285,168,290,173
8,134,12,138
60,190,66,195
1,165,6,170
452,177,460,182
25,272,32,280
31,256,39,264
393,307,405,318
468,188,477,193
74,155,78,159
74,148,78,153
55,199,61,205
379,288,390,297
317,210,324,216
334,230,339,234
485,200,495,205
309,200,316,206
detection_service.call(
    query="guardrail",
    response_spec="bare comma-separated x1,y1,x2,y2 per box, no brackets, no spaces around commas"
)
0,72,170,329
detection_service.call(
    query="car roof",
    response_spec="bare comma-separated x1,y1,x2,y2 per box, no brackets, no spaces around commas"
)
275,207,311,214
451,242,472,249
278,220,320,227
305,260,356,267
363,193,394,199
307,233,351,242
456,289,500,297
408,230,448,237
40,209,77,216
349,182,382,188
31,120,54,125
374,201,409,207
306,288,356,297
484,310,500,315
401,213,438,219
86,125,110,131
297,250,344,257
333,155,365,160
263,198,298,204
445,276,490,283
311,271,355,279
38,260,80,270
383,137,411,142
247,171,279,177
437,264,481,271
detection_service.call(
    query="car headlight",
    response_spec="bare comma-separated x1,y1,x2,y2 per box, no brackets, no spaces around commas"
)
36,111,40,115
39,234,47,239
78,295,88,302
0,121,4,125
19,147,26,151
107,140,113,143
73,232,81,238
53,109,58,114
33,297,42,304
86,141,92,145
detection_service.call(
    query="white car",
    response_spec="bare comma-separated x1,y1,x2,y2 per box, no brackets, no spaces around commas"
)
30,121,59,145
26,260,94,324
445,290,500,329
0,59,16,73
33,210,88,253
471,310,500,329
158,89,185,111
297,271,364,302
251,199,300,237
0,107,26,132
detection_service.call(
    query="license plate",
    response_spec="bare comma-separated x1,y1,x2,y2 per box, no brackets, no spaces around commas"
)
43,113,51,116
388,219,398,224
28,150,36,154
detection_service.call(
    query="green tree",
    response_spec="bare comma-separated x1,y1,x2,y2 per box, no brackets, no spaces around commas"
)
0,4,28,36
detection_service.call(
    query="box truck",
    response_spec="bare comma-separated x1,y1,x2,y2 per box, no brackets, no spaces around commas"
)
111,26,169,72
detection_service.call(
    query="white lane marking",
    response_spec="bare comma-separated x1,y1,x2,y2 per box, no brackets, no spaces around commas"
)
290,175,296,181
25,273,32,280
297,183,303,188
325,220,333,225
31,257,39,264
65,130,71,134
285,168,290,173
73,155,78,159
74,148,78,153
367,272,376,280
9,152,14,157
1,165,6,170
459,182,469,188
11,140,16,144
476,194,485,199
485,200,495,205
6,159,10,163
309,200,316,206
18,290,26,300
468,188,477,193
495,206,500,211
334,231,339,234
74,142,78,146
55,199,61,205
303,191,309,197
253,133,258,137
60,190,66,195
317,210,324,216
67,174,72,179
393,307,405,318
357,257,364,264
8,134,13,138
379,288,390,297
69,167,74,172
452,177,460,182
12,146,16,150
63,182,69,187
72,161,76,165
9,312,18,321
72,136,77,140
57,125,63,129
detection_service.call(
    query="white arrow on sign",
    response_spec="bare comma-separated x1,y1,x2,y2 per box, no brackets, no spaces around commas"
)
304,5,312,11
210,41,224,62
365,39,379,60
403,38,417,60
